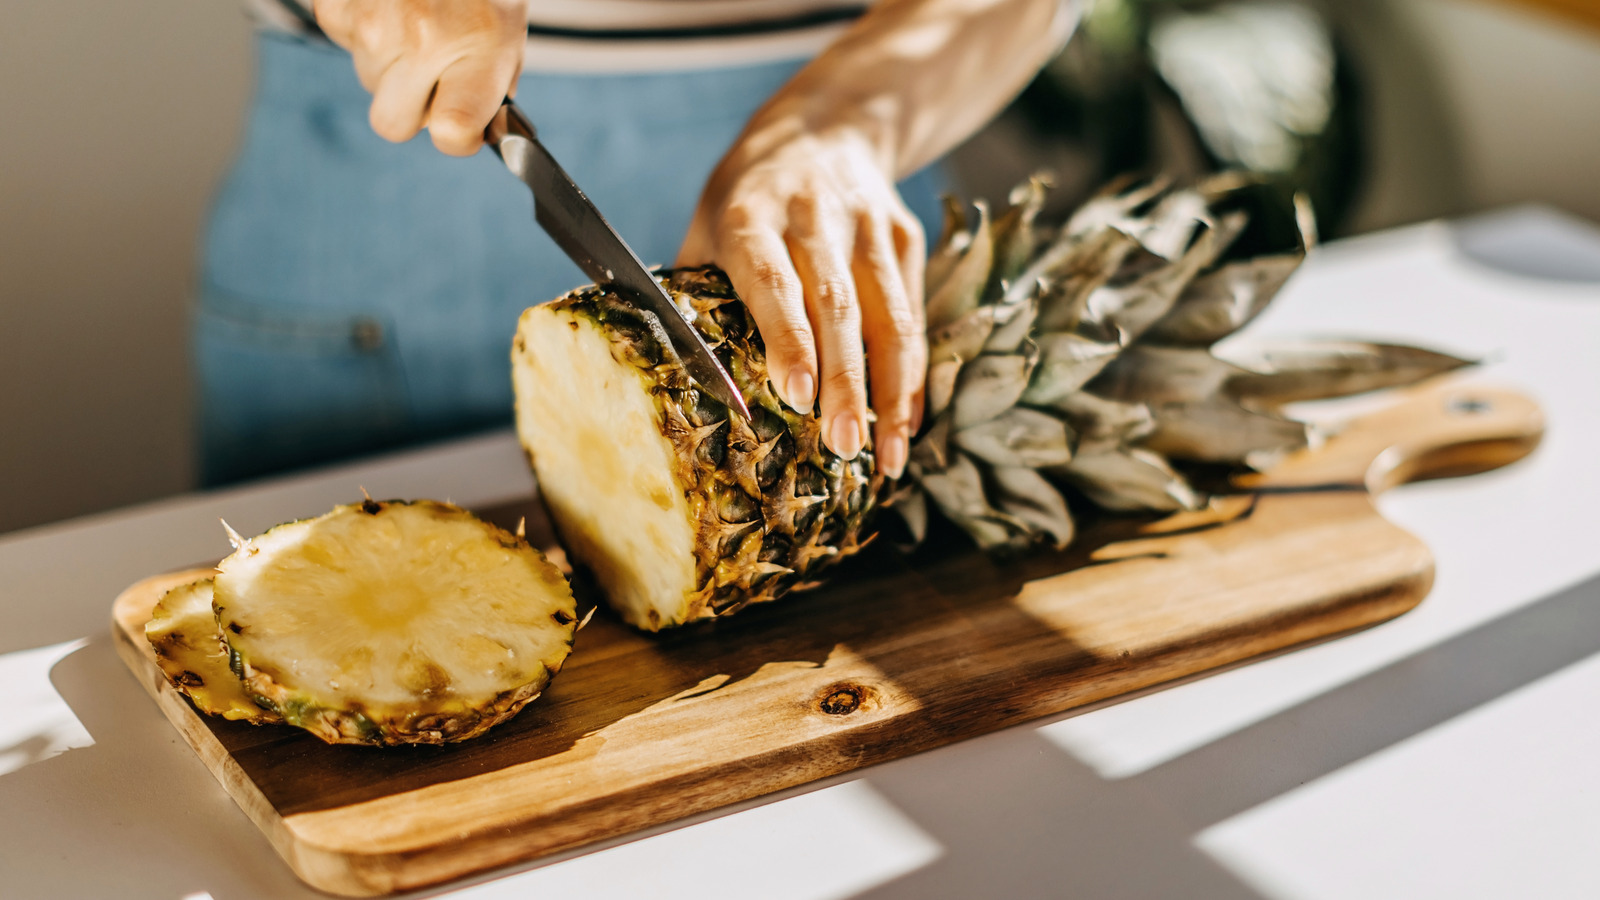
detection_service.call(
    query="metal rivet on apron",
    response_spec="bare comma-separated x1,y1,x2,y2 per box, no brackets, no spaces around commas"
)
350,317,384,353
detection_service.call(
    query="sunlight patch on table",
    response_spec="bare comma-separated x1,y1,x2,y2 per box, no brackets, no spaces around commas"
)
1194,649,1600,900
0,638,93,778
446,781,942,900
1038,220,1600,780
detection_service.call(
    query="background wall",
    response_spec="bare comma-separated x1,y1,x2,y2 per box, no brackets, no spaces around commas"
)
1,0,1596,535
0,0,252,533
1336,0,1600,231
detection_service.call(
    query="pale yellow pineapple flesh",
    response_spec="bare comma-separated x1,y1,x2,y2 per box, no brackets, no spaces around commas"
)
513,306,698,630
212,500,576,745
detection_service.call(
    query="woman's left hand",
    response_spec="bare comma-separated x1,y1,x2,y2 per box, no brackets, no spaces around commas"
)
678,120,926,481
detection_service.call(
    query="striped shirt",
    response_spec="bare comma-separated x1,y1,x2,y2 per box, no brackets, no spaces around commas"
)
251,0,875,72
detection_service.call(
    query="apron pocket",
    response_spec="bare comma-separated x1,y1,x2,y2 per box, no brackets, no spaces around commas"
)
195,286,411,485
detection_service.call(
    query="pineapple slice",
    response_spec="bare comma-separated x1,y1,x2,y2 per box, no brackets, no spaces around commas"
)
213,500,576,746
146,578,280,723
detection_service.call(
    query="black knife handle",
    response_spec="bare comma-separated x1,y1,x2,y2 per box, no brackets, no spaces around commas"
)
485,100,538,162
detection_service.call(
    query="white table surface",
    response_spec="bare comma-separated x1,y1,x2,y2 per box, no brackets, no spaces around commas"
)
2,207,1597,900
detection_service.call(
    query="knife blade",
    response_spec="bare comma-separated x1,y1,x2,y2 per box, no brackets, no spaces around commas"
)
485,100,751,421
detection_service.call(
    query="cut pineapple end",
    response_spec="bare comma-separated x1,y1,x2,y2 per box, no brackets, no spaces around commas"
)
146,579,279,723
514,305,698,630
214,501,576,739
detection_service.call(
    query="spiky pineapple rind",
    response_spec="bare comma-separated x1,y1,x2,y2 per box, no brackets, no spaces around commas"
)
519,267,880,630
237,663,552,746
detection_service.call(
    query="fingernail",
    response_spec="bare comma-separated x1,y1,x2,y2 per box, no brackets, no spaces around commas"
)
878,433,908,479
784,371,816,414
910,400,925,436
829,414,864,460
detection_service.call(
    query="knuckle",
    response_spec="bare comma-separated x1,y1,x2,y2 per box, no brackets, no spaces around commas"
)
894,212,926,247
429,108,481,147
880,311,925,348
867,303,920,346
354,19,389,53
431,129,481,156
875,397,917,429
741,258,800,302
871,334,927,389
811,279,859,324
720,202,763,232
368,109,410,143
824,363,865,395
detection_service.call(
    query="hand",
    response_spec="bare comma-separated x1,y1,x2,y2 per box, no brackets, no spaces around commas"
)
679,121,926,479
315,0,528,156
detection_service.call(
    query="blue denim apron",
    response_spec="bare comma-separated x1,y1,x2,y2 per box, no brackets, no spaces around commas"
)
196,32,945,485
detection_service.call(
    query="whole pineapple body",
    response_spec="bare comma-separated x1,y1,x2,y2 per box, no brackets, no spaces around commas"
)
511,176,1467,627
513,268,878,632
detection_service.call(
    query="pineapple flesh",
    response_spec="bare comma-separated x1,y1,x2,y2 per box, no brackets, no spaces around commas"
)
211,500,576,745
513,268,877,632
146,579,280,723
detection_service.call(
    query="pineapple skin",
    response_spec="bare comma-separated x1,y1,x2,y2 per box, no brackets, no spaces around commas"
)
215,500,577,746
236,667,550,746
146,578,281,724
516,267,881,630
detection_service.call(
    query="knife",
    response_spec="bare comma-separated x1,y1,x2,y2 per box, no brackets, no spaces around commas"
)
484,100,752,421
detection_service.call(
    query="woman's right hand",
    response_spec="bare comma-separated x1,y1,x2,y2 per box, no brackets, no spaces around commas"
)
315,0,529,156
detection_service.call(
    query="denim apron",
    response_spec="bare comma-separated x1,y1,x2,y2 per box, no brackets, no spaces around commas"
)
196,32,945,485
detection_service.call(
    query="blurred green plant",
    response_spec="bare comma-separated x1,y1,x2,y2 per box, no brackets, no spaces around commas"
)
1014,0,1364,243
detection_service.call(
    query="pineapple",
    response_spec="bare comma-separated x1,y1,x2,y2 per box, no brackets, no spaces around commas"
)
157,499,578,746
146,578,280,723
512,175,1468,624
513,270,877,632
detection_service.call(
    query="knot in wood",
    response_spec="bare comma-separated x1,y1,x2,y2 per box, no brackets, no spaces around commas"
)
818,684,864,716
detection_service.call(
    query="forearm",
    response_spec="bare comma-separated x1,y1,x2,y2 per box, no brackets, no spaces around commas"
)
743,0,1079,178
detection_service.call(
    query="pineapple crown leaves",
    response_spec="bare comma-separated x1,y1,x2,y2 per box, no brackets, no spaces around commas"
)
894,174,1473,554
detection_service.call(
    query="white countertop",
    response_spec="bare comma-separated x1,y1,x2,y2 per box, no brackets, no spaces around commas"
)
2,207,1597,900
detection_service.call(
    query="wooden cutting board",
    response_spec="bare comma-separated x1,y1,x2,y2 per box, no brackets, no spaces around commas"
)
111,380,1542,897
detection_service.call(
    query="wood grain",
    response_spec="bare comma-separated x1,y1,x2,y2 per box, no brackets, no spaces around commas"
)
111,379,1543,897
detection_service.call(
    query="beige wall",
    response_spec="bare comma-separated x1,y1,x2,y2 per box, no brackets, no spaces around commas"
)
1338,0,1600,231
0,0,1596,535
1,0,252,534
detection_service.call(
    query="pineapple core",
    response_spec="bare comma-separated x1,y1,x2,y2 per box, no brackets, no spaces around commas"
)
513,307,698,629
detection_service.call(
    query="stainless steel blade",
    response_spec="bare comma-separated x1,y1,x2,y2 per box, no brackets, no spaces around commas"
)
486,101,751,420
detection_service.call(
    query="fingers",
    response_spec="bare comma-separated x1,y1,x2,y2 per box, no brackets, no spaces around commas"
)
368,54,439,144
697,197,926,471
788,205,869,461
715,218,819,416
365,43,521,154
428,49,521,156
892,213,928,437
319,0,526,154
856,214,926,479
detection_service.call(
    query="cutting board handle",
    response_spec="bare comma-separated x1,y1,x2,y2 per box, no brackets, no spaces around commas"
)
1249,379,1544,494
